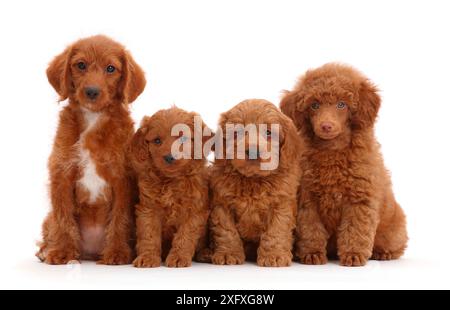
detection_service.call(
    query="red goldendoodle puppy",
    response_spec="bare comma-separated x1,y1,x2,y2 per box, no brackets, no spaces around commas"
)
210,99,303,267
130,107,211,268
37,35,146,264
280,63,408,266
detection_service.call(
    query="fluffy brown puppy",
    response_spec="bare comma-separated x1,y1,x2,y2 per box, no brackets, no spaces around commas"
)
37,35,146,265
130,107,211,268
210,99,302,267
280,63,408,267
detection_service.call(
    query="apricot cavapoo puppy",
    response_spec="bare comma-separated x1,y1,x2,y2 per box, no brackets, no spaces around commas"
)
209,99,303,267
280,63,408,266
37,35,146,264
130,107,211,268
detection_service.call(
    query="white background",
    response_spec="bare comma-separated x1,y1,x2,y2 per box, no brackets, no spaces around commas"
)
0,0,449,289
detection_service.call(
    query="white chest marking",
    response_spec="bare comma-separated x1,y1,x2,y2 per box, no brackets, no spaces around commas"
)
78,108,107,203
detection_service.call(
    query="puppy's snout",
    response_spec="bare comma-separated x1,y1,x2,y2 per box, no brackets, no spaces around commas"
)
84,86,100,100
245,148,260,160
163,154,176,164
320,122,334,133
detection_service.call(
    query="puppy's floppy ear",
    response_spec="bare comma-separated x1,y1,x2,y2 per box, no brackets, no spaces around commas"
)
279,112,303,168
280,89,309,134
120,51,146,104
129,117,151,170
352,79,381,129
46,46,73,101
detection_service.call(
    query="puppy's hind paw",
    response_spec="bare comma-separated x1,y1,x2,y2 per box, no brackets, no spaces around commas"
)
195,248,213,263
372,251,399,261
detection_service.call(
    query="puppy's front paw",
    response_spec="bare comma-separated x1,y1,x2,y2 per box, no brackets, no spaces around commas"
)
165,252,192,268
133,255,161,268
43,248,79,265
212,252,245,265
97,247,132,265
340,252,368,267
298,252,328,265
257,253,292,267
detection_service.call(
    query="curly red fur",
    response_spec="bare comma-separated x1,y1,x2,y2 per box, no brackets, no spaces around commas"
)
280,63,408,266
209,99,303,267
37,35,146,265
130,107,211,268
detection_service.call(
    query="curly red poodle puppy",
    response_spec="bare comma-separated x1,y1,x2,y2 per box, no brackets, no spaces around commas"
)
210,99,303,267
37,35,146,264
130,107,211,268
280,63,408,266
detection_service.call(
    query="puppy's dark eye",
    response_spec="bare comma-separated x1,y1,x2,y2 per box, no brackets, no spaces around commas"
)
77,62,86,70
311,102,320,110
153,138,161,145
337,101,347,109
106,65,115,73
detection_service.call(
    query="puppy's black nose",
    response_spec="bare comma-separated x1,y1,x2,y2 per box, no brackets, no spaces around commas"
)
85,86,100,100
164,154,175,164
245,149,259,159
